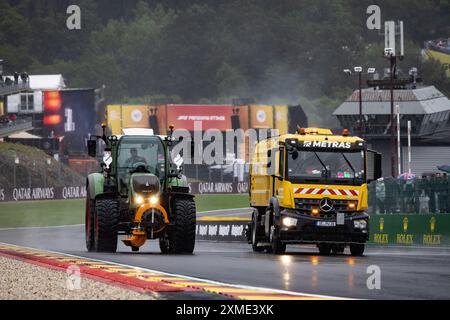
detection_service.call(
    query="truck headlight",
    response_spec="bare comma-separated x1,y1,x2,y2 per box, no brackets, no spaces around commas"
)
282,217,298,227
354,220,367,229
149,195,159,205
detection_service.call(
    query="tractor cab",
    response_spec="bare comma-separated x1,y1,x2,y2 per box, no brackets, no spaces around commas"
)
115,135,166,198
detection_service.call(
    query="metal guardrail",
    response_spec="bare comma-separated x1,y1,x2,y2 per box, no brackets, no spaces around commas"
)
0,118,34,138
0,82,31,96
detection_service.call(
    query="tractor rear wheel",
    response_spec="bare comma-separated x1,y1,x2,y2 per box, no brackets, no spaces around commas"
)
85,190,95,252
171,198,196,254
94,199,120,253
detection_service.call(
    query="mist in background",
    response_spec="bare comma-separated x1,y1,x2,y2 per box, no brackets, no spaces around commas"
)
1,0,449,127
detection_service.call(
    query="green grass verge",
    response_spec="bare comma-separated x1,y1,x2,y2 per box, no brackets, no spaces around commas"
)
195,194,249,212
0,194,249,228
0,199,85,228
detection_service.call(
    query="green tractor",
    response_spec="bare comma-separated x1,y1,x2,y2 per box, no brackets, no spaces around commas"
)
85,125,196,254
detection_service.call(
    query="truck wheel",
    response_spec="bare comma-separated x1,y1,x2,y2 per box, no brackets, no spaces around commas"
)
350,244,365,256
269,226,286,255
172,198,196,254
251,212,265,252
85,191,95,252
318,243,332,255
331,244,345,255
271,239,286,255
94,199,120,253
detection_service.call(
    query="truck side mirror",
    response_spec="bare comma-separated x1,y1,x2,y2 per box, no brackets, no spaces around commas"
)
374,152,382,180
87,140,97,158
367,150,382,182
267,149,277,176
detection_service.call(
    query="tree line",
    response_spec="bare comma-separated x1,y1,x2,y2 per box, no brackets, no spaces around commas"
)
1,0,449,127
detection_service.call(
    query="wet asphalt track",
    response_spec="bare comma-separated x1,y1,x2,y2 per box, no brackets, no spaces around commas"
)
1,209,450,300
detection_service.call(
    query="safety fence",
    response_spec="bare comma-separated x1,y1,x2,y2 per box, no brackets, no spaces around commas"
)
368,177,450,214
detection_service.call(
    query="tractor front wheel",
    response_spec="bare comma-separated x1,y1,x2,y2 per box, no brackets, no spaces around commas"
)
171,198,196,254
159,231,172,254
94,199,120,253
85,189,95,252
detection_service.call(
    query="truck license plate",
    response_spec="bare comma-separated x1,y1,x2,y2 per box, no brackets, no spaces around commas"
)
316,221,337,227
336,213,345,225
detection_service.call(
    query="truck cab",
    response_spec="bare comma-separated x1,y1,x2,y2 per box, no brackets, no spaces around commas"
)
248,128,382,256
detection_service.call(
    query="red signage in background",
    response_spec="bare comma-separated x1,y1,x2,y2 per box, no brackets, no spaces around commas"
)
166,105,235,131
44,91,62,111
43,91,63,131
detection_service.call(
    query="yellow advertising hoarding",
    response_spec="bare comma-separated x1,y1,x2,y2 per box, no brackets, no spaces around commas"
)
107,105,122,136
249,105,274,129
427,49,450,77
107,105,151,135
122,105,150,128
274,105,288,135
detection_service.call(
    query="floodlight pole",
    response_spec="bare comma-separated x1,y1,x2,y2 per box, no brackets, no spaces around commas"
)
390,54,397,178
358,71,363,137
407,120,412,175
396,105,401,176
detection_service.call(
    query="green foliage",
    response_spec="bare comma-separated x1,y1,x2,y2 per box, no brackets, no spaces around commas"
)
1,0,449,125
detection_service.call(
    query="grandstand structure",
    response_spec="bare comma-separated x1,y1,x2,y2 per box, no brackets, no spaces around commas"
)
0,70,33,138
334,85,450,176
423,39,450,77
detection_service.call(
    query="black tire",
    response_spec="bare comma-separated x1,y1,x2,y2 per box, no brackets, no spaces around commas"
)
331,244,345,255
85,188,95,252
251,212,265,252
94,199,120,253
318,243,332,255
171,198,196,254
269,225,286,255
350,244,365,256
159,231,172,254
271,238,286,255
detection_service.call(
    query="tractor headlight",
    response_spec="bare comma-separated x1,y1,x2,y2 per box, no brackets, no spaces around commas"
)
282,217,298,227
354,220,367,229
135,195,144,205
149,195,159,205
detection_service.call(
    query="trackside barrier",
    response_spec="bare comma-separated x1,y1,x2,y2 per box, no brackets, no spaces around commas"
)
196,214,450,247
196,219,249,242
0,182,249,202
370,214,450,246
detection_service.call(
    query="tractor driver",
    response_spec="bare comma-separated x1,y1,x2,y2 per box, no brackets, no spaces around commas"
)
124,148,147,168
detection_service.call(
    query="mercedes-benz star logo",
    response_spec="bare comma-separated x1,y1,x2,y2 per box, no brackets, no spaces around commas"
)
319,198,334,212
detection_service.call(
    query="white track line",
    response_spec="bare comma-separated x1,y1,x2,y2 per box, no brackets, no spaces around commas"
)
0,241,351,300
0,224,83,231
198,208,252,214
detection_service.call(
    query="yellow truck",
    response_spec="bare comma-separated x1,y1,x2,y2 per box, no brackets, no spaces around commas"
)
247,128,382,256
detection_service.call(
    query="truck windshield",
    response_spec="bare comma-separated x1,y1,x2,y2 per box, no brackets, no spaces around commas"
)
286,150,365,185
117,136,166,179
